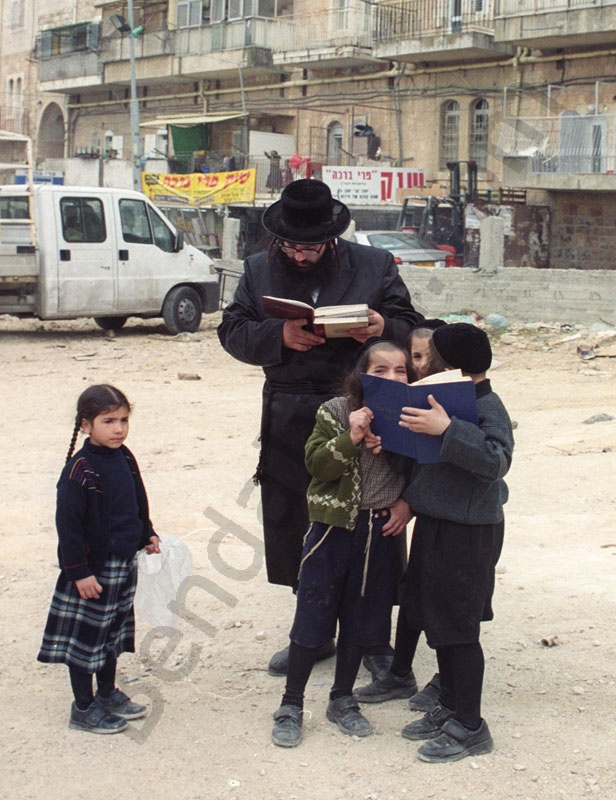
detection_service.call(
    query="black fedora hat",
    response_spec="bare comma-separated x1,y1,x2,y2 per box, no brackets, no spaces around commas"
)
262,179,351,244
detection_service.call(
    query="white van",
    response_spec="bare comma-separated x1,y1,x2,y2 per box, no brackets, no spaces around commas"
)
0,184,219,333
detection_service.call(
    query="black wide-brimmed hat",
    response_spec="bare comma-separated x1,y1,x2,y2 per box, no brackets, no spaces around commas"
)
261,179,351,244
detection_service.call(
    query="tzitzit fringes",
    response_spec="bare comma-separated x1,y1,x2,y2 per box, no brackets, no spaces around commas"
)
361,511,374,597
297,524,334,584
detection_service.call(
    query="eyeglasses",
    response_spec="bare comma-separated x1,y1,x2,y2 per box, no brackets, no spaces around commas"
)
280,241,326,255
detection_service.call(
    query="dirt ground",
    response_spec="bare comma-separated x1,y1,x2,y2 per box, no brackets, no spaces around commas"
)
1,311,616,800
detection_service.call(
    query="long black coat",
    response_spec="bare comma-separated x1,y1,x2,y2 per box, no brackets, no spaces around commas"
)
217,239,422,588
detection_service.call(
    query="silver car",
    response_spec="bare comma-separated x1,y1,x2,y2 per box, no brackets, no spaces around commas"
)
351,230,447,268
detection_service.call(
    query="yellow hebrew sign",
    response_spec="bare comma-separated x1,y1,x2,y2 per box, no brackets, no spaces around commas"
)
142,169,256,206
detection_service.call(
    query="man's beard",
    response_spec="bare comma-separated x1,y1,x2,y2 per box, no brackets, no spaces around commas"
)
274,245,337,304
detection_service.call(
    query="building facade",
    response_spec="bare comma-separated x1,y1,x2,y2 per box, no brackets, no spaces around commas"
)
2,0,616,267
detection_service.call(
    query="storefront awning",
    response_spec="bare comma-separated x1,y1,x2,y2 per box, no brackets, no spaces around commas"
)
140,113,248,128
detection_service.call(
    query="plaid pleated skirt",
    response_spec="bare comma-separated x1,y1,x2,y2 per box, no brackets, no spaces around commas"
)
38,554,137,673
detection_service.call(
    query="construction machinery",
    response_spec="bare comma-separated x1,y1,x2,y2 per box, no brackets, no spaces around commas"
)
397,160,478,266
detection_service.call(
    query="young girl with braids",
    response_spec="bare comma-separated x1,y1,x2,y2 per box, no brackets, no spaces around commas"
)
38,384,160,734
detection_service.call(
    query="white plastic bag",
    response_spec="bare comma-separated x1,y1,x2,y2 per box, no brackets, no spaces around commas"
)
135,535,193,628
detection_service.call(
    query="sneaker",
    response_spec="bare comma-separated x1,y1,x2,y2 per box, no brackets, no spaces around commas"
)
354,669,418,703
326,695,373,737
95,688,147,720
409,673,441,712
272,704,303,747
401,704,454,740
362,652,394,681
69,700,128,734
417,718,494,763
268,640,336,677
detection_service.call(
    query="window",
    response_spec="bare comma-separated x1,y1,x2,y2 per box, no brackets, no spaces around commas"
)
470,98,489,170
119,199,152,244
9,0,25,30
0,197,29,219
149,208,175,252
440,100,459,169
177,0,203,28
327,121,343,166
61,198,106,243
211,0,225,21
38,22,100,58
119,199,175,252
451,0,462,32
210,0,282,21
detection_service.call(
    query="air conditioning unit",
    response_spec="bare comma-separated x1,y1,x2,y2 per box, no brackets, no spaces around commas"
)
245,47,273,68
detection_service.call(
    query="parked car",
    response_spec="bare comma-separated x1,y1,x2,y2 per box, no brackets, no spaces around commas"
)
350,230,452,268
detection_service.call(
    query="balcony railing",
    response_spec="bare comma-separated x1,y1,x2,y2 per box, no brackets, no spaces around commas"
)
498,112,616,174
375,0,495,43
103,28,176,62
174,7,374,58
270,4,374,53
495,0,616,15
174,18,277,55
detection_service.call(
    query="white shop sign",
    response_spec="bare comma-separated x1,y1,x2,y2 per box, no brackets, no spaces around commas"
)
322,166,425,205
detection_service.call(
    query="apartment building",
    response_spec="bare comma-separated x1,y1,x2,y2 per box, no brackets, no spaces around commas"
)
2,0,616,267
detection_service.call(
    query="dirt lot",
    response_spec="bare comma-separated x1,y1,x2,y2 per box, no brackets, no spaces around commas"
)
1,312,616,800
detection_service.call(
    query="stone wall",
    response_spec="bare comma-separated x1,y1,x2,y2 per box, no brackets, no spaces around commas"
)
549,192,616,271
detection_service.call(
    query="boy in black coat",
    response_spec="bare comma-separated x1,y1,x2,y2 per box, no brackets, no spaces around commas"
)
396,323,514,763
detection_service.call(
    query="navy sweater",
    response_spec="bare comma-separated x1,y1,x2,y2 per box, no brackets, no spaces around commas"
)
55,439,156,581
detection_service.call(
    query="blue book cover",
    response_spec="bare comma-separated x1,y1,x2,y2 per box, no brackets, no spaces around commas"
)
360,373,479,463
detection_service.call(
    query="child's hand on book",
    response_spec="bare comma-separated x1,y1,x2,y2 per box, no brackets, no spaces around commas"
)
349,406,374,445
364,430,383,454
347,310,385,343
282,318,326,351
400,394,451,436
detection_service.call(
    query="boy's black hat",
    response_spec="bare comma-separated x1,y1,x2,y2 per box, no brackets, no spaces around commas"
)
432,323,492,374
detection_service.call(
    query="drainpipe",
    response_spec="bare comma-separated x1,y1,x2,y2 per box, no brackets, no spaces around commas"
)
66,47,616,113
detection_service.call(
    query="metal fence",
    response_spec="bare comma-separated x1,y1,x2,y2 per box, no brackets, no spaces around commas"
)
375,0,495,43
495,0,616,15
498,113,616,174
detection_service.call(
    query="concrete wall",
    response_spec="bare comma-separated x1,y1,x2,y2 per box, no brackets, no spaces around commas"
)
401,265,616,324
216,260,616,324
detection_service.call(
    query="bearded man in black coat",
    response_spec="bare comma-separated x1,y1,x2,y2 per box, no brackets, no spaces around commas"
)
217,179,423,675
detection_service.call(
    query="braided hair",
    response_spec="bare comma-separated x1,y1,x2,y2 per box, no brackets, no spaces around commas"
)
65,384,132,462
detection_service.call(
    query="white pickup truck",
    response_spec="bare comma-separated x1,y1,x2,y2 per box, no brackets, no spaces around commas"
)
0,184,220,333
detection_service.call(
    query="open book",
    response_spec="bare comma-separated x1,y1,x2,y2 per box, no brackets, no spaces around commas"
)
360,370,478,463
261,295,369,338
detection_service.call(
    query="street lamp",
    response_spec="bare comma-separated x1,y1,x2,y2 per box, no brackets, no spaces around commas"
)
111,1,142,191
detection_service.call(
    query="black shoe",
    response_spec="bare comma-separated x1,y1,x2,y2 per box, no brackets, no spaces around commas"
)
409,673,441,712
268,640,336,677
326,695,372,737
362,652,393,681
95,688,147,720
354,669,418,703
69,700,128,734
417,718,494,763
272,704,303,747
401,704,454,740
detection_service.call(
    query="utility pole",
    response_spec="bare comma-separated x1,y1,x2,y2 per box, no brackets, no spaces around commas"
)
127,0,141,191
